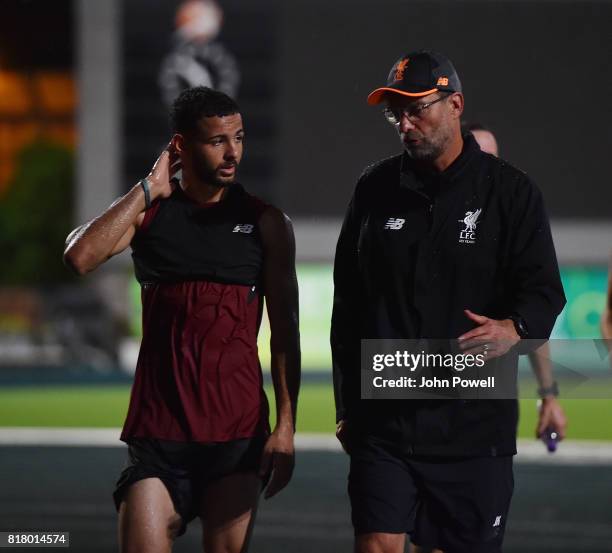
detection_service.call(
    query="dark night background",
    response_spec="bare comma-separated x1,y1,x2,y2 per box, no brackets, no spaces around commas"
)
3,0,610,219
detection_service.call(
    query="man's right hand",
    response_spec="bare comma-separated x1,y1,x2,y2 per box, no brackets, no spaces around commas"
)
63,141,181,276
146,142,181,201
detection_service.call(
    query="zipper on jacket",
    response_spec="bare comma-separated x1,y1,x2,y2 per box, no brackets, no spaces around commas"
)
427,201,435,231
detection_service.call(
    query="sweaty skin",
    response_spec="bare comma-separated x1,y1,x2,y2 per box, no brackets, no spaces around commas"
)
64,113,300,553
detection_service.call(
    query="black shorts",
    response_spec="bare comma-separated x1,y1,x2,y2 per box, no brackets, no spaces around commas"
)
113,436,267,537
348,439,514,553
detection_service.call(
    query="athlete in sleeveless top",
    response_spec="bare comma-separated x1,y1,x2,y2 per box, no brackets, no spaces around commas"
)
64,87,300,553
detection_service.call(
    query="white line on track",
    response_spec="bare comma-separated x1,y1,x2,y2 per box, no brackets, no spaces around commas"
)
0,428,611,464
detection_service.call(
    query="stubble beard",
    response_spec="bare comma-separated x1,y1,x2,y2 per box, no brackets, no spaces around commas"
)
193,160,236,188
403,123,454,163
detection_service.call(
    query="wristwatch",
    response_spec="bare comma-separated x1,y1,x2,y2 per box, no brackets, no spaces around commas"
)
537,381,559,398
508,314,529,339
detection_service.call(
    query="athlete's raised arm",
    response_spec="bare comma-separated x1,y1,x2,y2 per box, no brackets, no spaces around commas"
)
63,144,179,275
257,207,301,499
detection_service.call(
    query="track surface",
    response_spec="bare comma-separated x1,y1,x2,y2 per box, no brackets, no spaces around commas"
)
1,446,611,553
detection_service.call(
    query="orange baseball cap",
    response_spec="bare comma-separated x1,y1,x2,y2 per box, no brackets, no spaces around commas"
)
367,50,462,105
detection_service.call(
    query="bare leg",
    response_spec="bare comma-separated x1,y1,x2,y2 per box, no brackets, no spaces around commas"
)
199,471,262,553
118,477,183,553
355,532,406,553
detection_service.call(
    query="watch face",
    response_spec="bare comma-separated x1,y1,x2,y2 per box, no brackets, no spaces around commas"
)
512,316,527,338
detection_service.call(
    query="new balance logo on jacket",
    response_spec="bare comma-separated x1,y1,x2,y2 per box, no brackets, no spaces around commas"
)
233,224,254,234
384,218,405,230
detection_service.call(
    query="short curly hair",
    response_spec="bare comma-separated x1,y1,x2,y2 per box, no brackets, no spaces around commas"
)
170,86,240,135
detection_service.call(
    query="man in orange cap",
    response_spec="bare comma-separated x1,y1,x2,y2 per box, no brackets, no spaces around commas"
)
332,50,566,553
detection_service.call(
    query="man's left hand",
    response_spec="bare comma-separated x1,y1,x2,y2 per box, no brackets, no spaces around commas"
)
259,426,295,499
458,309,520,359
536,397,567,440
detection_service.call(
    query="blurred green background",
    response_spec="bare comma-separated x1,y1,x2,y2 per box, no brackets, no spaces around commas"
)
1,264,609,441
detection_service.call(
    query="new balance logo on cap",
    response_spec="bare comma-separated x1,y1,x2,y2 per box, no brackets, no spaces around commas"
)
384,218,405,230
493,515,502,527
233,224,254,234
367,50,462,106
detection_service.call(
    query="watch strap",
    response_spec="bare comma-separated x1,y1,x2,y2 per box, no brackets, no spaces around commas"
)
537,381,559,398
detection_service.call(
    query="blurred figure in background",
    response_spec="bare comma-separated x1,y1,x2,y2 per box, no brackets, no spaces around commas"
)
64,87,300,553
602,255,612,365
159,0,240,108
159,0,240,106
158,0,241,188
462,122,499,157
464,121,568,448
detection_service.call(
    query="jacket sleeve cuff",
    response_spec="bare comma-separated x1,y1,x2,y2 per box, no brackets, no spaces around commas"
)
509,310,551,355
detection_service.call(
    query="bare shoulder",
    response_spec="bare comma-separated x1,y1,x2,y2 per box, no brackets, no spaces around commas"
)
258,205,295,243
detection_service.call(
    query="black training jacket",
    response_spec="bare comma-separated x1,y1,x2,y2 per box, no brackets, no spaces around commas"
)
331,134,566,457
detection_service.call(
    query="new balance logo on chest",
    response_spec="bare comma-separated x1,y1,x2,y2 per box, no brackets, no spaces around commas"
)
384,218,405,230
232,224,254,234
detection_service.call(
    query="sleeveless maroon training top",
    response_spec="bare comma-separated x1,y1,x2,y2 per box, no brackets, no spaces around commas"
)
120,182,271,443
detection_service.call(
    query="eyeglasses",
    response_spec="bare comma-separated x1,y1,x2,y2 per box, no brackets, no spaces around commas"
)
383,94,450,125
